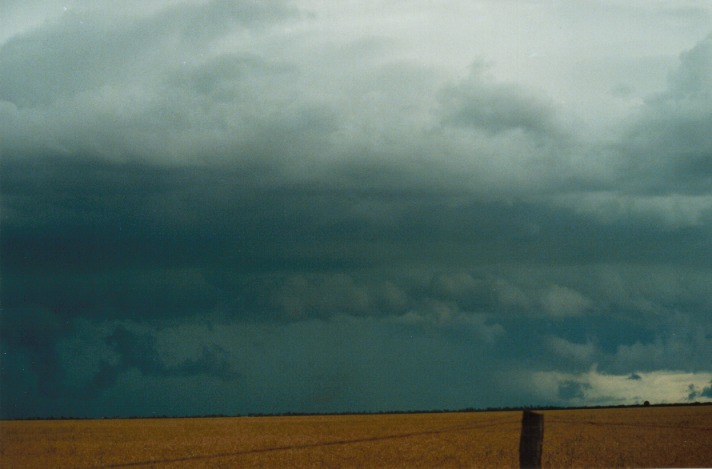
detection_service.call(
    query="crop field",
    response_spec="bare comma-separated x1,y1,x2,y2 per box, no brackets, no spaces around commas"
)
1,405,711,468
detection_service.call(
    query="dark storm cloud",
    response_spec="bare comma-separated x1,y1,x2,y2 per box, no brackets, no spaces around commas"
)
702,383,712,398
3,150,712,416
5,149,710,348
93,325,238,392
0,306,67,399
2,1,712,417
686,381,712,401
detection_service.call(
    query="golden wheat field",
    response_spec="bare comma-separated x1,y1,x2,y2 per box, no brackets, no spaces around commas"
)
1,405,710,468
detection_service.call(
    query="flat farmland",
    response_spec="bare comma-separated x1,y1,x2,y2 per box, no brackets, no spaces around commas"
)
1,405,711,468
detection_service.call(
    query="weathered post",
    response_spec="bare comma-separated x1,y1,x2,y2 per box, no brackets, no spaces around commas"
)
519,411,544,469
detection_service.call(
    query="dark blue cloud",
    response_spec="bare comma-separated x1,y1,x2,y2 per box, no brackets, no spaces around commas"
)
1,2,711,418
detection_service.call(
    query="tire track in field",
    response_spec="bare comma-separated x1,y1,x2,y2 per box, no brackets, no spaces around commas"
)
101,415,518,468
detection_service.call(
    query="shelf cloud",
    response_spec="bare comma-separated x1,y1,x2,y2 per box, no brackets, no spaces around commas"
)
2,0,711,418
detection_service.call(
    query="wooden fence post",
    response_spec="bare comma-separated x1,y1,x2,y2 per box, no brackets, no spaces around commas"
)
519,411,544,469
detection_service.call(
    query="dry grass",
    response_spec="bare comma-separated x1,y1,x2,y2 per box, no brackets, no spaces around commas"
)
1,405,710,468
541,405,712,468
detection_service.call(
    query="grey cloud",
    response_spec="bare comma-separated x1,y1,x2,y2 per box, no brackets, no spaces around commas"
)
78,315,514,416
82,323,237,399
3,260,710,417
0,0,315,173
558,380,590,400
540,285,593,319
1,2,711,418
271,274,372,318
0,0,299,108
439,64,559,136
688,383,699,400
667,33,712,99
547,337,596,366
702,382,712,398
0,306,67,399
4,152,711,328
535,34,712,233
620,33,712,195
609,313,712,373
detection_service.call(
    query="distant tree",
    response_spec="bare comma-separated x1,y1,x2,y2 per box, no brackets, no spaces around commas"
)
643,400,650,407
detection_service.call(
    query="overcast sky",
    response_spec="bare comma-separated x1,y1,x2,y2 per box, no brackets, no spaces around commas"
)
2,0,712,419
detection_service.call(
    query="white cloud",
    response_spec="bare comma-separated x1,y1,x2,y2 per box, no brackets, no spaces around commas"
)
529,367,712,406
